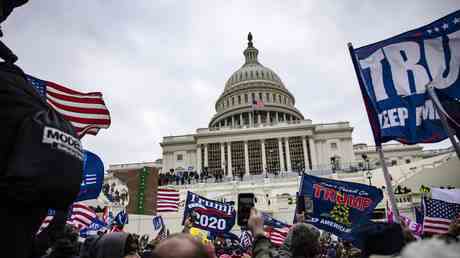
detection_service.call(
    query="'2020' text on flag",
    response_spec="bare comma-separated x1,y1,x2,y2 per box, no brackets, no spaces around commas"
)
351,10,460,145
27,75,111,138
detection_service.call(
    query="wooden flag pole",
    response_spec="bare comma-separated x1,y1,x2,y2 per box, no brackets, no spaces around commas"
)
377,146,400,221
426,83,460,159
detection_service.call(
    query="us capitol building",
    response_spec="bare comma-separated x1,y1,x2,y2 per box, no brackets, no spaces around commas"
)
160,33,355,175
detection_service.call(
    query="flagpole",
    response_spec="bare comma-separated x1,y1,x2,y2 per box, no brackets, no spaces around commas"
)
426,83,460,159
347,42,400,222
377,146,400,220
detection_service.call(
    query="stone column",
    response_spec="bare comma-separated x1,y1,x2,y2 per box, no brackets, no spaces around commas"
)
308,137,317,169
267,111,271,124
278,138,285,172
261,139,267,173
285,137,292,172
240,113,243,127
283,113,287,121
227,142,232,177
224,118,228,127
221,143,226,170
244,141,250,176
204,144,208,168
249,112,253,127
231,116,235,128
275,112,279,123
302,136,309,170
197,145,202,173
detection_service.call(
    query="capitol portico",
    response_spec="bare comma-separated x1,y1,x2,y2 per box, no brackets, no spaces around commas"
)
161,33,355,175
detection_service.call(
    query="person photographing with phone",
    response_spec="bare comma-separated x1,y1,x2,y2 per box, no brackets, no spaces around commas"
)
248,208,321,258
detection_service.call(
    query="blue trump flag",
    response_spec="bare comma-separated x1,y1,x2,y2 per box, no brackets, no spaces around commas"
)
182,191,236,234
80,219,107,238
299,175,383,240
152,215,165,231
114,210,129,225
261,212,290,229
349,10,460,145
75,150,104,202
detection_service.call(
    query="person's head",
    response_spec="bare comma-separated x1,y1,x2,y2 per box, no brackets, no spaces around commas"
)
46,224,80,258
401,238,460,258
289,223,321,258
152,233,211,258
80,232,138,258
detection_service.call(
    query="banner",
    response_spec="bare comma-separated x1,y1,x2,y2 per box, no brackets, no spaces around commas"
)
299,175,383,240
387,202,422,238
182,191,236,233
137,167,149,214
351,10,460,145
261,212,290,228
79,219,107,238
75,150,104,202
114,210,129,225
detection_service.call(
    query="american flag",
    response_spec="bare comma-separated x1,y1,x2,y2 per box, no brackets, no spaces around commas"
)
252,99,265,109
266,226,290,246
153,215,168,241
261,212,291,246
67,203,97,230
157,188,180,212
239,230,253,250
27,75,111,138
36,209,56,235
423,198,460,234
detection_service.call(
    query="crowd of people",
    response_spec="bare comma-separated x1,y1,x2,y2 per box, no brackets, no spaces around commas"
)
32,207,460,258
102,182,129,207
158,169,228,186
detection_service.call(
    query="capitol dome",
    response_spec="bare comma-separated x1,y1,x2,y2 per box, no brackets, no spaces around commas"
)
209,33,304,128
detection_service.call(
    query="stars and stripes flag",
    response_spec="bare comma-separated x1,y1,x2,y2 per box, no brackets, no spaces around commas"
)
423,191,460,235
27,75,111,138
67,203,97,230
157,188,180,212
252,99,265,109
261,212,291,246
265,226,291,246
239,230,253,250
36,209,56,235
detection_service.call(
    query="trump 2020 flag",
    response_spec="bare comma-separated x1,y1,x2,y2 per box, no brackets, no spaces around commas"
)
182,191,236,234
75,150,104,202
299,175,383,240
350,10,460,145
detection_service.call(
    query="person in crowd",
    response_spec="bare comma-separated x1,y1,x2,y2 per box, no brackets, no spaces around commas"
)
80,232,139,258
175,173,180,185
40,224,80,258
195,171,200,183
248,207,320,258
151,233,212,258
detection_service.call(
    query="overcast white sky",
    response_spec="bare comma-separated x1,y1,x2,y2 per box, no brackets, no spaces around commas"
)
4,1,458,166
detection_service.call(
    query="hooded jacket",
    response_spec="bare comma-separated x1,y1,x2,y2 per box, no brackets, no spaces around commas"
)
80,232,129,258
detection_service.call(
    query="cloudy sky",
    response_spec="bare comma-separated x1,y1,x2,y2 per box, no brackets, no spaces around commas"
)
4,1,458,166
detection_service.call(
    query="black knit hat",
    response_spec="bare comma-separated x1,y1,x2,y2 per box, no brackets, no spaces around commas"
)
352,222,404,257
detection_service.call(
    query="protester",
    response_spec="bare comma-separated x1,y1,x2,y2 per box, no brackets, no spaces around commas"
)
80,232,139,258
151,233,212,258
248,207,321,258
